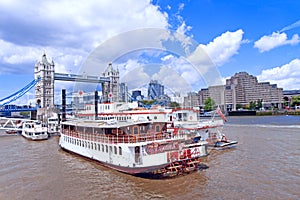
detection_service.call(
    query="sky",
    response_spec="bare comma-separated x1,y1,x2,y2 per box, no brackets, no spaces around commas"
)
0,0,300,105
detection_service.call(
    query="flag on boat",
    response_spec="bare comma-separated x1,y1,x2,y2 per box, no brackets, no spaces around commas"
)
217,106,227,122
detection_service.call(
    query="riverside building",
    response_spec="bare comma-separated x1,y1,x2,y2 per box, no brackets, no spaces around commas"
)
198,72,283,111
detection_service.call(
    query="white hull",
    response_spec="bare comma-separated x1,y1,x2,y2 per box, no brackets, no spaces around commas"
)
21,122,48,141
59,120,209,177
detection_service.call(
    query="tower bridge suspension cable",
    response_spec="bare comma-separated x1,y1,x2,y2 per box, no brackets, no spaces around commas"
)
0,77,41,106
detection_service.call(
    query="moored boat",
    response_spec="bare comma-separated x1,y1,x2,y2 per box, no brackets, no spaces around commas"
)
214,134,238,148
21,121,49,141
47,115,60,135
59,118,209,178
5,129,19,134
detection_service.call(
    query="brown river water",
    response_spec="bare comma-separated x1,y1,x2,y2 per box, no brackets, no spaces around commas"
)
0,116,299,200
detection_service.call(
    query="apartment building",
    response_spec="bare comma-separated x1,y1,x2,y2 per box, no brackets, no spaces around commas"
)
197,72,283,111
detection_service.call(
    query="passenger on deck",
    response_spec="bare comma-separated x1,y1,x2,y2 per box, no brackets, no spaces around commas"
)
221,134,228,142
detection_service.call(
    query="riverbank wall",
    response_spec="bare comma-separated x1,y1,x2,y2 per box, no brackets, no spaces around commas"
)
256,110,300,116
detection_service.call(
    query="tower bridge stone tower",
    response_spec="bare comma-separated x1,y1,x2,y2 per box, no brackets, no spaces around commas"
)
101,63,120,102
34,53,55,108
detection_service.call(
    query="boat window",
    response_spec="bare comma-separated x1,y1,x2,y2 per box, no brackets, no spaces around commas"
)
77,126,84,134
95,128,102,134
109,146,112,153
156,125,160,132
102,144,104,152
85,127,93,134
140,126,145,133
119,147,122,155
88,142,90,149
133,127,138,134
98,144,101,151
105,145,108,153
114,146,117,154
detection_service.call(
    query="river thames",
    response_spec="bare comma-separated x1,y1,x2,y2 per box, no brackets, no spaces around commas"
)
0,115,299,200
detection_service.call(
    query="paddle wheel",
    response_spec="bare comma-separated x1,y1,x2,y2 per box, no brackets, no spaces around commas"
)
153,158,204,178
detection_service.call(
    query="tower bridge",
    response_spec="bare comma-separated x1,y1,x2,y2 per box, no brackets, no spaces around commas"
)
0,53,127,119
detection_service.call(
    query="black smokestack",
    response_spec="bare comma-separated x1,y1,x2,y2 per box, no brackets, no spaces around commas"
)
95,91,98,120
62,89,66,122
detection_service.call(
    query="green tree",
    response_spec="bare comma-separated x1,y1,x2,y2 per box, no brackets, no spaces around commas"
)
236,104,242,110
291,96,300,107
204,97,215,111
140,99,157,105
170,101,180,108
257,99,263,109
249,101,256,110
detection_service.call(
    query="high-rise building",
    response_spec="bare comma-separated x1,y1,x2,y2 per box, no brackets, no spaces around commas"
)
119,82,128,102
183,92,200,108
226,72,283,110
131,90,144,101
198,72,283,111
148,80,164,100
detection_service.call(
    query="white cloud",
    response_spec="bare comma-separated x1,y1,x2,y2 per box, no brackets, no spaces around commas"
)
153,66,193,95
197,29,245,67
185,29,244,86
161,54,174,62
280,20,300,33
254,32,300,52
118,59,151,90
0,0,169,74
257,59,300,90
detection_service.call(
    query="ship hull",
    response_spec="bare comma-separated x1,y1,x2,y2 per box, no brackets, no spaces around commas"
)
59,133,208,178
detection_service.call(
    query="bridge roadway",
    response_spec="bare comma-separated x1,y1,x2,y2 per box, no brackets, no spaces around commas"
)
54,73,110,83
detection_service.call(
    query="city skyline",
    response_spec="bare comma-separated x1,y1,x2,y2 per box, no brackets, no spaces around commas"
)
0,0,300,106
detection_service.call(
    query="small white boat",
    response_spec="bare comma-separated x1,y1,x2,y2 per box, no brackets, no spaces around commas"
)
21,121,48,141
214,134,238,148
47,116,60,135
214,140,238,148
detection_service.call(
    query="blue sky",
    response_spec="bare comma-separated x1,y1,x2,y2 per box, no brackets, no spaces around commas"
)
0,0,300,105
